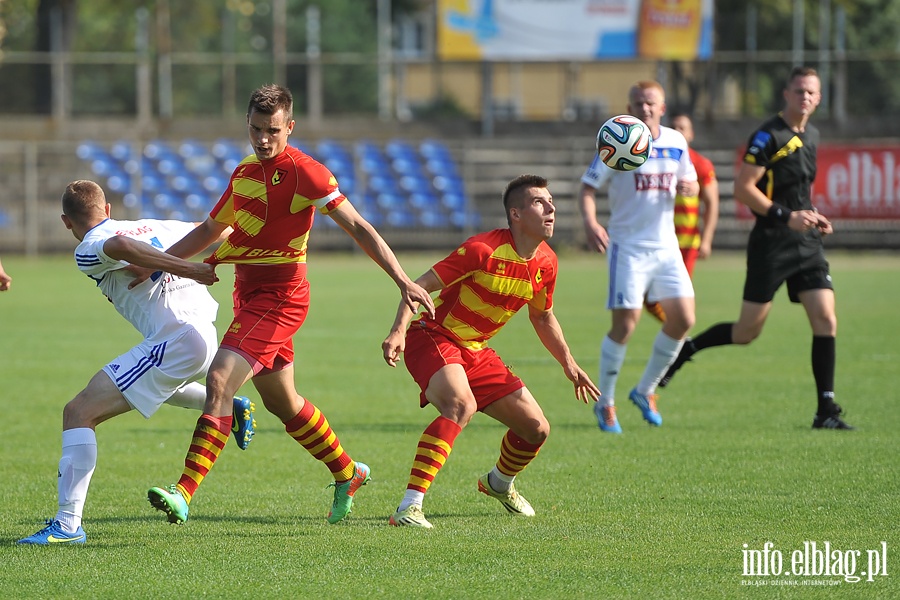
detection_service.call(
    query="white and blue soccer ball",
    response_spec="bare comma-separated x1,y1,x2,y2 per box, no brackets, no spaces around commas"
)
596,115,652,172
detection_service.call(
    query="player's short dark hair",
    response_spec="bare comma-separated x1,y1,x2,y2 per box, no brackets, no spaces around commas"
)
502,174,548,218
247,84,293,123
62,180,106,223
787,66,819,86
668,109,693,122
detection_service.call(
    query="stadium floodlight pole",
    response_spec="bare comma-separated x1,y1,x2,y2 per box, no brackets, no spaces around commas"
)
377,0,392,121
306,5,323,130
273,0,287,86
792,0,804,67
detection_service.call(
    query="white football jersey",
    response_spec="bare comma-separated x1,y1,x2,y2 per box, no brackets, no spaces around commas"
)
582,125,697,249
74,218,218,339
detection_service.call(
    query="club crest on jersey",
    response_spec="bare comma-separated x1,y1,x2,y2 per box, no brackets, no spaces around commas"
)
535,268,542,283
228,322,242,335
496,262,506,273
271,168,287,186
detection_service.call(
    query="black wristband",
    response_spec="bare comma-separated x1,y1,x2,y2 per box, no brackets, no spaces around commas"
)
767,203,792,224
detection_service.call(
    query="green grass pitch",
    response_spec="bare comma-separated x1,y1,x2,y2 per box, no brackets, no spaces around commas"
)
0,251,897,599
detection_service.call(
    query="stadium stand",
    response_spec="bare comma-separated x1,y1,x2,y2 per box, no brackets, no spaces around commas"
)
77,138,479,232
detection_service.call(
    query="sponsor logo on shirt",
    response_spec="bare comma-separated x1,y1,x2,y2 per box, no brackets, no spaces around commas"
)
635,172,675,191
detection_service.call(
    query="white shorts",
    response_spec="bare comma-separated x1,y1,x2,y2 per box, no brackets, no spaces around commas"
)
607,242,694,310
102,322,218,418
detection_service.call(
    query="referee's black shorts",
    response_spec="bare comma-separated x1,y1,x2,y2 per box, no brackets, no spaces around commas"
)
743,226,832,304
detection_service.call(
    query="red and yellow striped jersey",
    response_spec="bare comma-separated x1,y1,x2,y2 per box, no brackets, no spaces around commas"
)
417,229,557,351
674,147,716,250
207,145,345,264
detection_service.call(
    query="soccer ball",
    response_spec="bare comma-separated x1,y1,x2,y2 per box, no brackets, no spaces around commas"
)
596,115,652,171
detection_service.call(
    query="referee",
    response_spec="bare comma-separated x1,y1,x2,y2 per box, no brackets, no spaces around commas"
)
660,66,852,430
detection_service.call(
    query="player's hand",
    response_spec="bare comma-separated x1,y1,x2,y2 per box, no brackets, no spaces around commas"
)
187,262,218,286
788,209,821,233
382,329,406,367
698,241,713,259
126,265,157,289
567,365,602,404
677,180,700,197
814,213,833,235
403,281,435,319
584,222,609,254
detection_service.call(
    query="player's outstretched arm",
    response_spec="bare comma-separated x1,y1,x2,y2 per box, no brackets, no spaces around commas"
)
382,270,442,367
166,217,229,260
527,306,601,404
329,200,435,317
104,236,218,285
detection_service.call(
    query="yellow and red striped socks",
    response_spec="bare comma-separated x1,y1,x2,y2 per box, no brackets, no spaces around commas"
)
284,398,354,482
175,414,232,503
407,416,462,495
495,429,543,480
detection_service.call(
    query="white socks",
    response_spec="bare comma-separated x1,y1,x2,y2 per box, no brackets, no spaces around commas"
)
637,331,684,395
488,467,514,493
56,428,98,533
398,489,425,512
599,336,627,406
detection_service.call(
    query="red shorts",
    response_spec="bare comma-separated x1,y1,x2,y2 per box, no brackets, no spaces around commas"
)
404,324,524,411
680,247,699,278
221,263,309,375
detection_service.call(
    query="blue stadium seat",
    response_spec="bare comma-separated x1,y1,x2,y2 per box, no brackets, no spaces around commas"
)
76,141,102,161
419,209,450,228
433,174,466,195
156,157,183,176
451,210,482,229
106,173,131,194
212,138,243,161
368,173,402,194
409,192,441,211
203,175,227,194
392,157,425,176
89,155,119,178
426,158,460,178
420,139,454,162
144,140,177,161
385,139,418,161
386,210,417,228
110,140,133,163
185,193,210,213
441,193,467,212
400,174,432,195
178,139,208,159
377,192,407,212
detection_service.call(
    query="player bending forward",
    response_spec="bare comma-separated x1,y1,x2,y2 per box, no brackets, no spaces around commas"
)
382,175,600,528
18,180,255,546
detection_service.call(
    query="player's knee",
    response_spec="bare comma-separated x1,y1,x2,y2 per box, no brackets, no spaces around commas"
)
62,395,91,428
520,418,550,445
437,397,477,427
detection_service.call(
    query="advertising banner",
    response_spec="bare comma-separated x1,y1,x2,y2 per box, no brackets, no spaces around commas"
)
437,0,714,61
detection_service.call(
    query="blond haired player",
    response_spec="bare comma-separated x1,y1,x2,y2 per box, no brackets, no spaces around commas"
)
579,80,698,433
